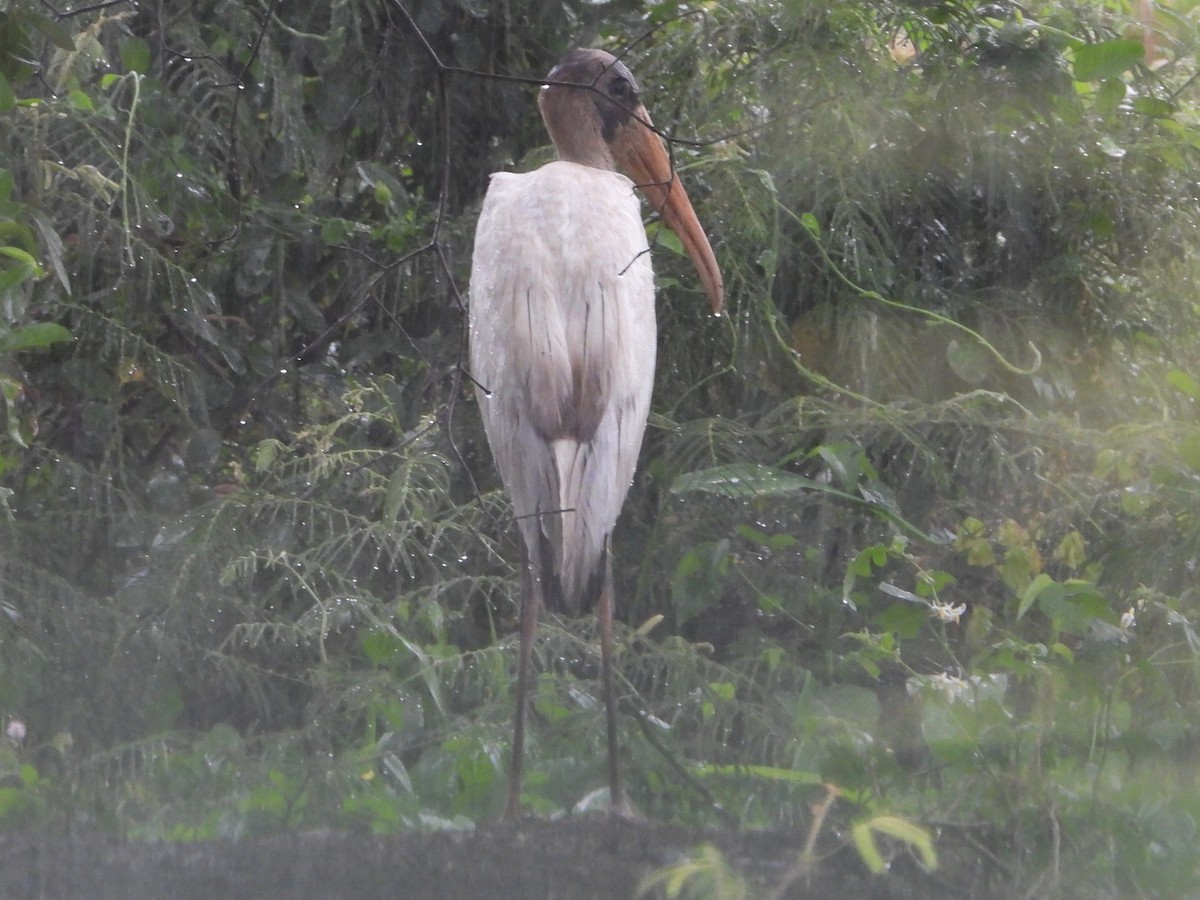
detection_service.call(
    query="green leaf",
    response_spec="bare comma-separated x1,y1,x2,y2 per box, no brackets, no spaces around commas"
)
648,221,684,256
0,245,36,265
1053,530,1087,570
67,89,93,111
1132,96,1174,118
360,629,403,666
0,73,14,112
1094,78,1125,116
30,211,70,292
874,602,928,640
734,523,796,550
1018,573,1055,620
1019,575,1112,634
0,260,36,292
252,438,282,472
1167,369,1200,400
672,462,813,498
1072,38,1144,82
852,815,938,874
957,527,997,567
1121,488,1153,516
0,322,72,353
694,763,823,785
119,36,151,74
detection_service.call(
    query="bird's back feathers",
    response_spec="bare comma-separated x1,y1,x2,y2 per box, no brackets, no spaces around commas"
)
469,161,657,612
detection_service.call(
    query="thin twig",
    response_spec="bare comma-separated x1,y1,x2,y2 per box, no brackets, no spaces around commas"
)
40,0,131,19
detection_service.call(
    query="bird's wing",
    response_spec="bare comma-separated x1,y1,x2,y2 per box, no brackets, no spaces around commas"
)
469,162,656,610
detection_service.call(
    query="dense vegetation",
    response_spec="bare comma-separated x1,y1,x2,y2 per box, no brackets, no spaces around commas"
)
2,0,1199,895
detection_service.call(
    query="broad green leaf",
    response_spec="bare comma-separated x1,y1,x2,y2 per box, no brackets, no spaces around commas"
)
874,601,928,639
1018,573,1056,620
4,321,71,350
1178,432,1200,472
1121,488,1153,516
708,680,735,701
672,462,817,498
734,522,796,550
1132,96,1174,118
67,89,93,111
1053,530,1087,570
648,221,684,256
0,262,34,292
360,629,403,666
853,815,938,874
1167,369,1200,400
119,36,151,74
1072,38,1144,82
0,245,37,266
1094,78,1125,116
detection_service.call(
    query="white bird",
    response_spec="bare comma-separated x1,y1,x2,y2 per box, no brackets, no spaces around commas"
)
469,47,723,819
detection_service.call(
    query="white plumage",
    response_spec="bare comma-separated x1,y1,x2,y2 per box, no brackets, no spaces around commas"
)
470,161,656,611
468,48,721,818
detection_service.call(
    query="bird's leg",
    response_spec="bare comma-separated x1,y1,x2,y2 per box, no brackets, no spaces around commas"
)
598,550,628,815
504,561,541,820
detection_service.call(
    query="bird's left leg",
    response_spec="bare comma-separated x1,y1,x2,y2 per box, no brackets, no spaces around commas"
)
504,558,541,820
598,546,629,815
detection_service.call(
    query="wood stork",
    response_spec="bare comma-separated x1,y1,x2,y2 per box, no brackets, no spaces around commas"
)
468,47,723,818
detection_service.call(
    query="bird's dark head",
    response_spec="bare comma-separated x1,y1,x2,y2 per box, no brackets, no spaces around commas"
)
537,47,724,314
538,49,644,170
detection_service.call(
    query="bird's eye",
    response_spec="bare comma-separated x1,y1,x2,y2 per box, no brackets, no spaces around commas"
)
609,77,631,101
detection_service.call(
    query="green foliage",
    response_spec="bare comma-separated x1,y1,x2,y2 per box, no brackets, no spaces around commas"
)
637,843,747,900
1,0,1200,896
852,814,938,875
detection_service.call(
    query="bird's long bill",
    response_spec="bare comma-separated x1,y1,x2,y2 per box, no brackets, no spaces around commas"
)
614,108,724,314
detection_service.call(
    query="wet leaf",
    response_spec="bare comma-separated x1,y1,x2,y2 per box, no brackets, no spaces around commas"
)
1167,369,1200,400
852,815,937,874
1072,38,1144,82
119,36,151,74
0,321,72,352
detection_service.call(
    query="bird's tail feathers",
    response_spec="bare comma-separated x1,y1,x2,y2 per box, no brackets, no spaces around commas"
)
534,511,607,615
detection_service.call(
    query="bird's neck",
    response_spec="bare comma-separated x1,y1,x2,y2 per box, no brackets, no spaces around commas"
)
539,91,617,171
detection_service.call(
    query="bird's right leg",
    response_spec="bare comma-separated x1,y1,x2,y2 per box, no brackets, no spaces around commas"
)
598,550,629,816
504,559,541,820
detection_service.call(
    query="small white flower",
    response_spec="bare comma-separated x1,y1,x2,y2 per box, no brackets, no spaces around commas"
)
930,600,967,624
1120,607,1136,630
928,672,970,702
5,719,26,743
